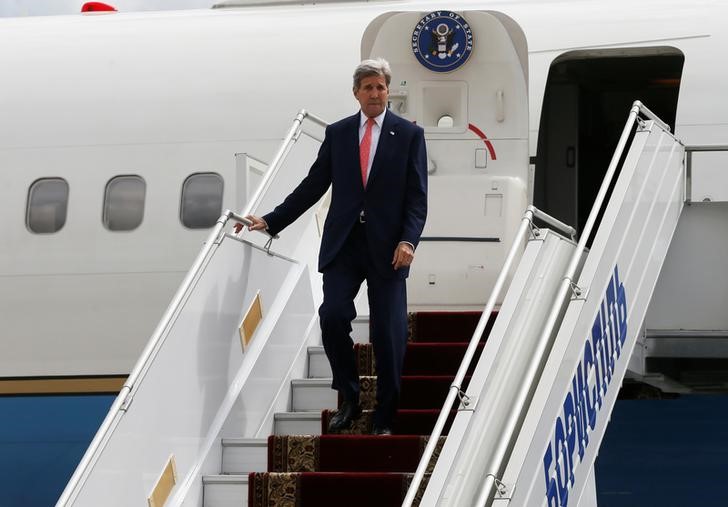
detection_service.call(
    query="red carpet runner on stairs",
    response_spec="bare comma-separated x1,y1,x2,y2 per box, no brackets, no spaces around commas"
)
249,311,496,507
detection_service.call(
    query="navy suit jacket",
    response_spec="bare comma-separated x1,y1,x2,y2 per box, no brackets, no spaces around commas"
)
263,110,427,279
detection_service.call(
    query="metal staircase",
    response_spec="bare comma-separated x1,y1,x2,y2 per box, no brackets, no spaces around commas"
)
57,101,713,507
413,101,687,506
56,111,329,507
201,317,370,506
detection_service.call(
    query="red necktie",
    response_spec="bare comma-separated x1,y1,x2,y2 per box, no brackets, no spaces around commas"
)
360,118,375,187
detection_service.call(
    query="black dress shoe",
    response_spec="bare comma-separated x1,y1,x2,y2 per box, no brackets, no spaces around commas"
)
372,426,392,436
328,401,362,431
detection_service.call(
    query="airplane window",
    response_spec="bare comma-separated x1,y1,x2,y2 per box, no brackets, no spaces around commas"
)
103,175,146,231
26,178,69,233
180,173,224,229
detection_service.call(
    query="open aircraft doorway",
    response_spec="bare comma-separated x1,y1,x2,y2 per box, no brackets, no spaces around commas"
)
534,47,684,238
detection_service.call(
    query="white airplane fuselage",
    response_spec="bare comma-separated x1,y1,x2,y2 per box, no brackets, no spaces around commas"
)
1,0,727,383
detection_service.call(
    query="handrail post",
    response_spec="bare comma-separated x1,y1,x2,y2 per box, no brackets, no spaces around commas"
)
530,206,577,240
633,100,670,133
240,109,327,219
239,111,305,219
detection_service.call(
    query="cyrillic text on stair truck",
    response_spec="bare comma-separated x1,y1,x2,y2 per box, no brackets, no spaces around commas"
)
542,266,628,507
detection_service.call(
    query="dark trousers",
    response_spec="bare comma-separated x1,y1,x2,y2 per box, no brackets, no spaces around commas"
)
318,222,408,427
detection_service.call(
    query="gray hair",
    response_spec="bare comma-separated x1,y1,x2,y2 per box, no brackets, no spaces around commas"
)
353,58,392,91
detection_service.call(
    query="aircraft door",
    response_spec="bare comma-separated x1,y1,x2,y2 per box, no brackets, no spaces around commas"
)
361,11,530,308
534,48,684,236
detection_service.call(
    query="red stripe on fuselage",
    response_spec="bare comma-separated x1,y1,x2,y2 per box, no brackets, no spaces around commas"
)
468,123,497,161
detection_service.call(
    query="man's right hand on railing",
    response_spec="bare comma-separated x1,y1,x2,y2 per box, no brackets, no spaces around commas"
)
234,215,268,234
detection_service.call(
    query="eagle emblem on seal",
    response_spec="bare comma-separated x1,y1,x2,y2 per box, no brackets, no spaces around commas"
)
411,11,473,72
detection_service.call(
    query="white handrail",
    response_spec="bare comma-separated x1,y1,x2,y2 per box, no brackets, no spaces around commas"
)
474,101,679,506
401,205,575,507
242,109,328,219
56,109,328,506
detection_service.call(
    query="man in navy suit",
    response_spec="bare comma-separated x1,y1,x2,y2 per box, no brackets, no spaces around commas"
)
245,58,427,435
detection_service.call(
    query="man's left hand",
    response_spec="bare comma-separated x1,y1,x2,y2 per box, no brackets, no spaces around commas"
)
392,242,414,270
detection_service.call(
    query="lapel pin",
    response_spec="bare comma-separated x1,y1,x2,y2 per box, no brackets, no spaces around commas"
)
389,131,395,135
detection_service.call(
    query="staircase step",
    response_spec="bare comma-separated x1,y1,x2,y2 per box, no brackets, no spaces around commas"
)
311,339,482,381
402,342,483,375
267,434,445,473
346,375,469,411
307,347,331,378
354,342,484,376
312,341,482,381
295,375,468,412
321,408,457,436
203,474,248,507
291,379,337,412
397,375,468,409
221,438,268,474
248,471,428,507
410,311,497,342
274,412,321,435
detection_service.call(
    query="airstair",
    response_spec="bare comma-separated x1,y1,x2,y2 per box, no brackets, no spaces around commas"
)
57,101,694,506
409,101,686,506
55,110,331,507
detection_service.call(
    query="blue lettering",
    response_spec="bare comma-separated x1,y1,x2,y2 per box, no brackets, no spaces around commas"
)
563,392,576,487
543,445,559,507
573,367,589,459
544,264,628,506
606,276,621,360
591,316,604,407
583,341,597,429
615,267,628,345
554,417,569,507
600,303,614,382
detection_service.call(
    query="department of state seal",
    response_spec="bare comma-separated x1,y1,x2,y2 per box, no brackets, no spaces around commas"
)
411,11,473,73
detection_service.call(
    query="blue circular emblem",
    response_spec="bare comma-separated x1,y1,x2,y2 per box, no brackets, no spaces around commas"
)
411,11,473,72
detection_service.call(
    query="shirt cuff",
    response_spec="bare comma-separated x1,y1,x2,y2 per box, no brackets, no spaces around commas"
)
399,241,415,251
